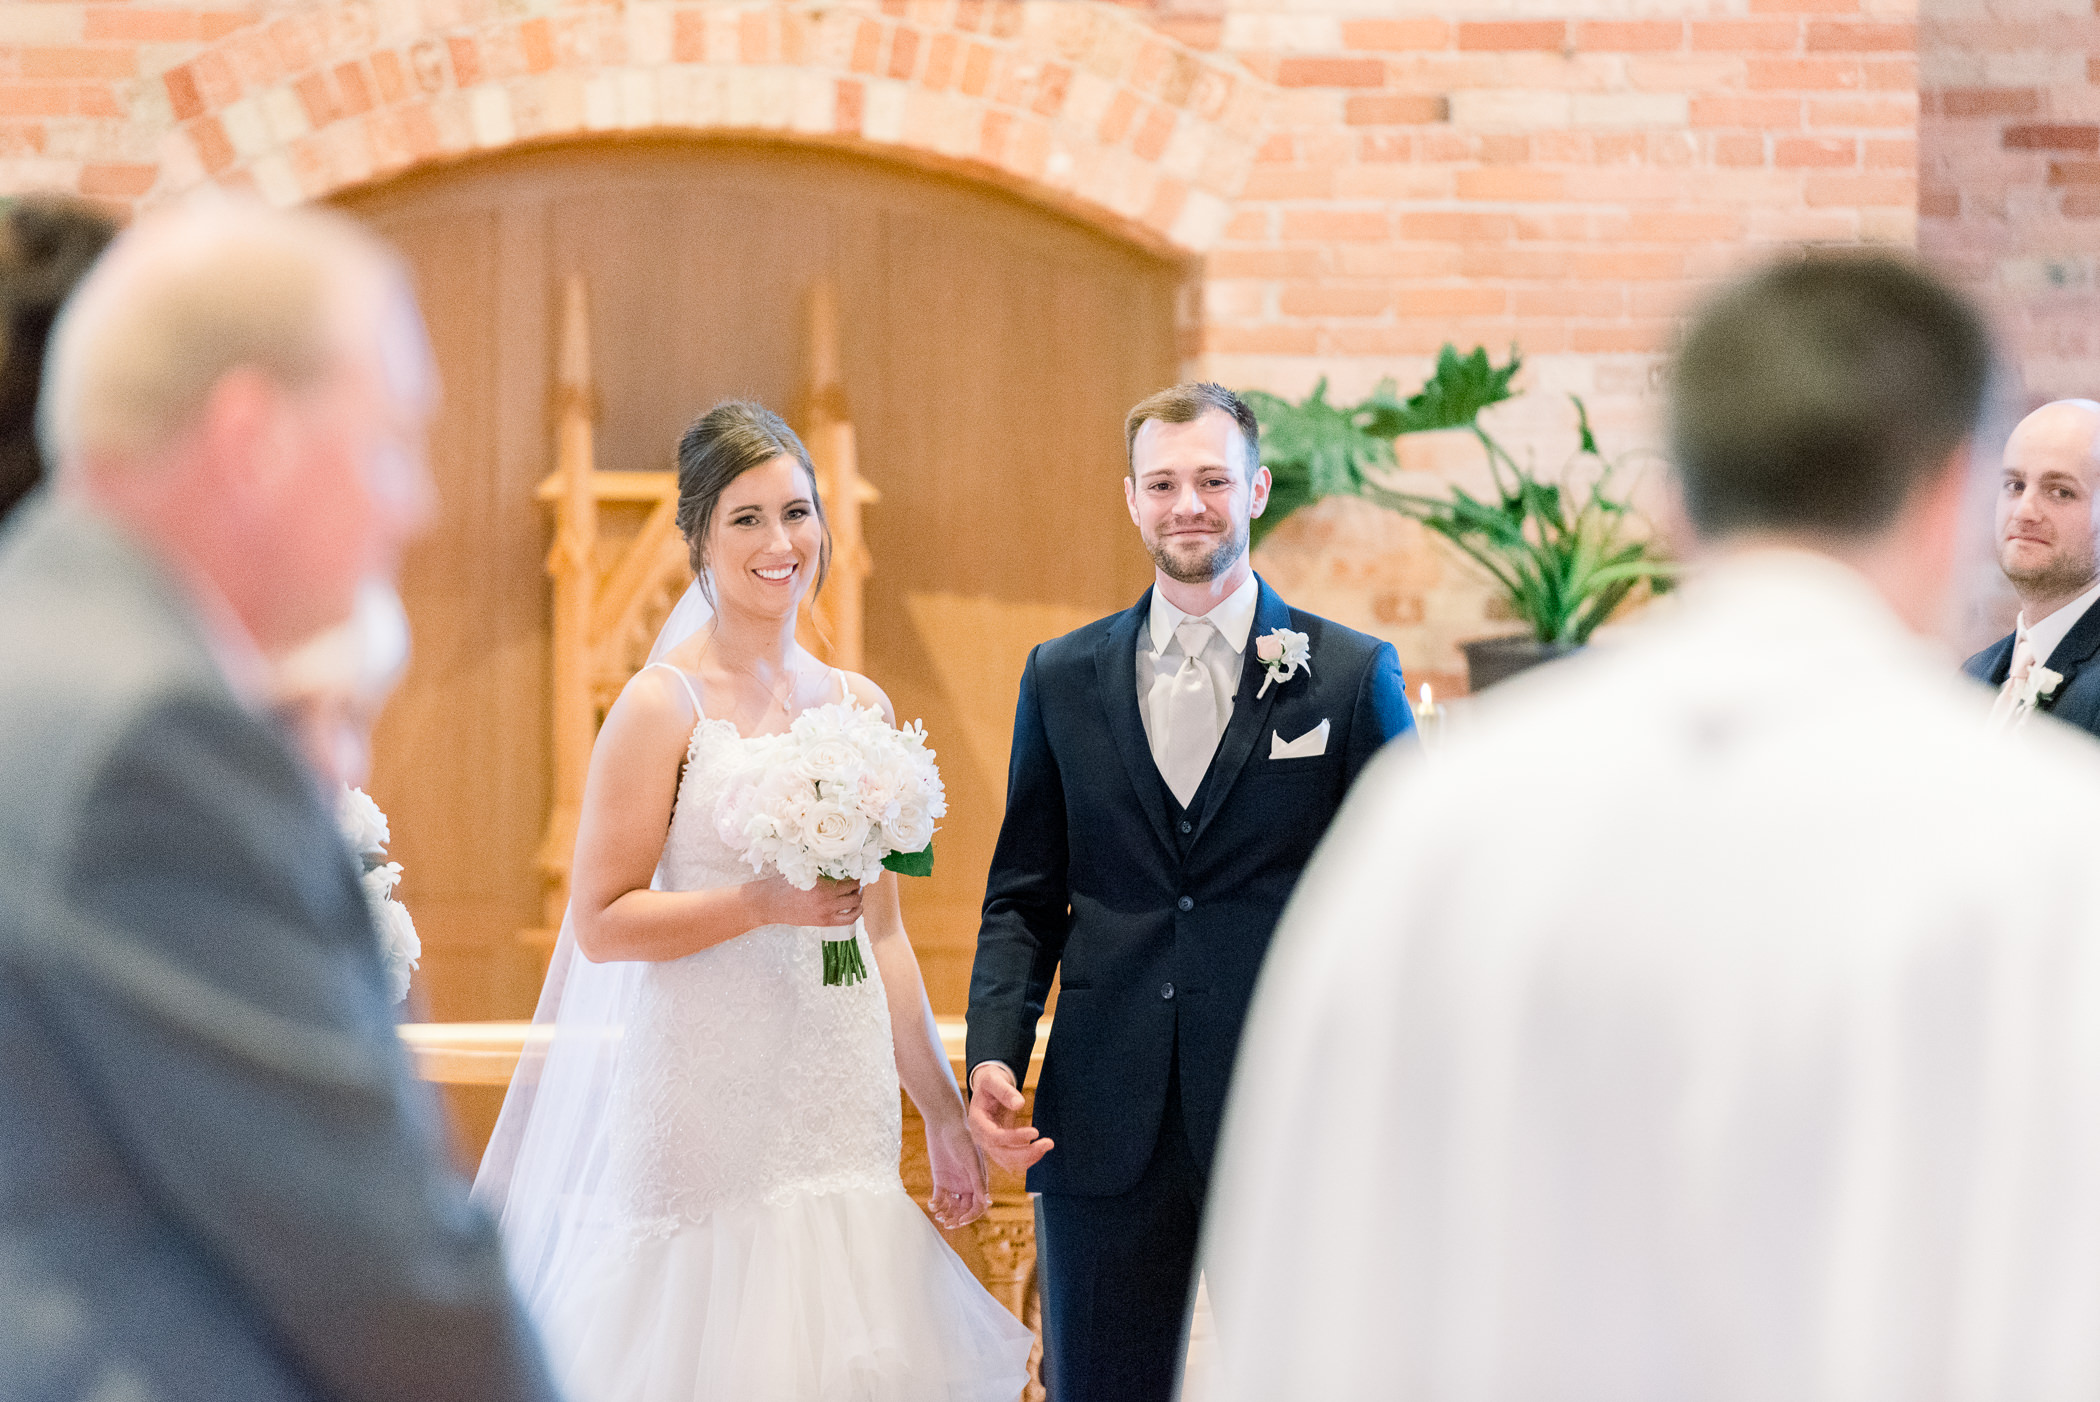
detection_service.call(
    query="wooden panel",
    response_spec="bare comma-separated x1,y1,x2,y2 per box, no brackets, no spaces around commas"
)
335,138,1184,1020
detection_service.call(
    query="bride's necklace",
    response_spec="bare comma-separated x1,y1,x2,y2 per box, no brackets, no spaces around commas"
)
698,632,810,735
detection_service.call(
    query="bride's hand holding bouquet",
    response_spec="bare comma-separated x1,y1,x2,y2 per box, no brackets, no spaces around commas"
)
739,872,865,932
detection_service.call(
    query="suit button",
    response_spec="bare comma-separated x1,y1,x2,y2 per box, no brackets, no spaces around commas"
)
1179,820,1192,834
1177,895,1194,912
1161,982,1176,1000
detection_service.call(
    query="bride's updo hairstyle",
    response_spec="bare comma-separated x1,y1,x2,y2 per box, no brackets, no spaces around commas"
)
674,399,832,607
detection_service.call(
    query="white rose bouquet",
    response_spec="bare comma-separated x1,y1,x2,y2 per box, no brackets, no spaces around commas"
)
713,701,946,986
336,785,421,1004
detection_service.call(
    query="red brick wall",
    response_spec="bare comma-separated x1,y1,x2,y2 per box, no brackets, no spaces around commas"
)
1920,0,2100,406
0,0,1928,689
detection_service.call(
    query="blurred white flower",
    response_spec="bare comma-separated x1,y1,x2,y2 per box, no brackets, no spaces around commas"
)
360,860,403,905
334,784,417,1005
336,786,390,858
373,897,421,1005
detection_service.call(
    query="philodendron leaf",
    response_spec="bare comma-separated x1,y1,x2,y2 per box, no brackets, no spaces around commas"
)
1240,344,1667,643
1392,344,1523,434
882,842,934,878
1572,394,1601,457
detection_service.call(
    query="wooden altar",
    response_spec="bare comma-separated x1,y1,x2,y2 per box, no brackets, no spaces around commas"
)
404,1019,1048,1400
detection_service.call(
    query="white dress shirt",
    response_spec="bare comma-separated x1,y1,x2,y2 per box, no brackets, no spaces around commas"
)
1205,549,2100,1402
1137,573,1259,774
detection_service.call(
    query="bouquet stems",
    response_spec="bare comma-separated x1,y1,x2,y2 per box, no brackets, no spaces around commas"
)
822,937,868,987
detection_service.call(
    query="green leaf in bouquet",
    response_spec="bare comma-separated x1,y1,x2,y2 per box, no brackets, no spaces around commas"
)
882,841,934,878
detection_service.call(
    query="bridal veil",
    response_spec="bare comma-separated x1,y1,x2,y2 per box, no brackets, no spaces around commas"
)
471,580,713,1311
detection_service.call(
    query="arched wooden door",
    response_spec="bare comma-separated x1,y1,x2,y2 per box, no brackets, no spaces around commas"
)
335,138,1185,1024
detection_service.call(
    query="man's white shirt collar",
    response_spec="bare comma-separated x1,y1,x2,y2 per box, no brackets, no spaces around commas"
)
2015,577,2100,670
1148,573,1260,656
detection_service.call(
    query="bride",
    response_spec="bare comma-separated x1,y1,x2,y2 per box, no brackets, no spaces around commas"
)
474,401,1032,1401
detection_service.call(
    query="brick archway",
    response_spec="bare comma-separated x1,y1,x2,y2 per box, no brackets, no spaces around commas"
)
154,2,1263,257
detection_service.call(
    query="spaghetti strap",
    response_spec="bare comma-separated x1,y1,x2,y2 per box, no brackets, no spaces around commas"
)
832,667,851,704
647,662,706,720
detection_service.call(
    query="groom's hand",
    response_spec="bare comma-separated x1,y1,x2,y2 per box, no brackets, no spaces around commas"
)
966,1063,1054,1172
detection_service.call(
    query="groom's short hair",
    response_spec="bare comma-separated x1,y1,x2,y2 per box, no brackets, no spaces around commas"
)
1125,382,1262,480
1669,253,1992,540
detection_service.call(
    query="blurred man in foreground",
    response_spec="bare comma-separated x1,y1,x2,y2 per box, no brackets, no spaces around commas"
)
0,201,558,1400
1204,256,2100,1401
1966,398,2100,734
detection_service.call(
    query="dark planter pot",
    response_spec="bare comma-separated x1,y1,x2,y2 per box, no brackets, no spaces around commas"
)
1462,635,1583,693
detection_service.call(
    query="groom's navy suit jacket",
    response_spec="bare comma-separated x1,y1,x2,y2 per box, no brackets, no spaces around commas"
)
1964,597,2100,739
967,578,1414,1198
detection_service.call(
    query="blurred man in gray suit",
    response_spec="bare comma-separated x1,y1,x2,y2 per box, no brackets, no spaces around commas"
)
0,202,559,1400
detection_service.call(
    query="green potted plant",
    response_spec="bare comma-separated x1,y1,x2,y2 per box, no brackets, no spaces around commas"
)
1244,345,1673,691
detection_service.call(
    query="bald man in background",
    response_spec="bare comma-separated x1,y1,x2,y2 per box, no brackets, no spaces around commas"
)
0,202,558,1400
1966,398,2100,736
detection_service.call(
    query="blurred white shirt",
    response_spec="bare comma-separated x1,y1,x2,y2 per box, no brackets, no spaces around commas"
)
1204,548,2100,1402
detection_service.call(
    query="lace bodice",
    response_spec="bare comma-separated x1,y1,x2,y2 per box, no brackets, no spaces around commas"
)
597,711,902,1232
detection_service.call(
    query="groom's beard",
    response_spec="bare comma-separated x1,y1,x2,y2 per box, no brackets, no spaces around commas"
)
1149,515,1248,584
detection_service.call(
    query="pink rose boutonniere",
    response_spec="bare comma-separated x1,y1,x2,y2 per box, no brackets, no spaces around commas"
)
1255,627,1311,698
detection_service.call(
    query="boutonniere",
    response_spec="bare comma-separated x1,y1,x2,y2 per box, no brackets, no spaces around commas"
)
1255,627,1311,698
2019,665,2064,712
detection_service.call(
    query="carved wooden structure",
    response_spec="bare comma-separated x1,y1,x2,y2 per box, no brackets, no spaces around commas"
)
797,276,880,673
526,275,690,946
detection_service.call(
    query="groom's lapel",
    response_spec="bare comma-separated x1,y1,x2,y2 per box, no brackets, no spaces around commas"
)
1096,590,1177,857
1189,579,1292,846
2039,598,2100,711
1976,633,2016,687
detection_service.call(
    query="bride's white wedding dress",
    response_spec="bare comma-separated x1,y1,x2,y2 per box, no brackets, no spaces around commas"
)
517,666,1032,1402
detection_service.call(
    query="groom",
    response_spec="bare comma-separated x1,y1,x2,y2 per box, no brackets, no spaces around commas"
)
965,382,1415,1401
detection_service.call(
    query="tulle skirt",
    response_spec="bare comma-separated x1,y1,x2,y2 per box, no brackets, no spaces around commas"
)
540,1187,1035,1402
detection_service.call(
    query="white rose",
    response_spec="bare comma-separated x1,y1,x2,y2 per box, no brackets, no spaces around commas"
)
796,736,864,789
889,800,935,856
336,785,390,858
803,799,872,866
373,898,420,1004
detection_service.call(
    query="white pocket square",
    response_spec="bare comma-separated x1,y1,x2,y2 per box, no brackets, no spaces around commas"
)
1269,718,1330,759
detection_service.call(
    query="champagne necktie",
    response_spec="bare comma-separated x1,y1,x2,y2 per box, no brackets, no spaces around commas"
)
1989,629,2040,730
1159,620,1221,808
